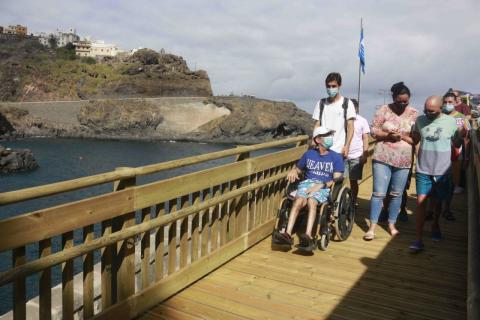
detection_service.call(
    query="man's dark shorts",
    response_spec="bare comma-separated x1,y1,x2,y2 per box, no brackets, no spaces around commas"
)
345,158,364,181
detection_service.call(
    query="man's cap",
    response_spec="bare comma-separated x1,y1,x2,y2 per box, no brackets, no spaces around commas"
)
313,126,335,138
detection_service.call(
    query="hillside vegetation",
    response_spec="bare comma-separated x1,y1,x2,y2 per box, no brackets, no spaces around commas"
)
0,38,212,101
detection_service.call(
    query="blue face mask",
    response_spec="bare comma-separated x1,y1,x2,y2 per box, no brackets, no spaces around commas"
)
321,136,334,149
442,104,455,113
326,88,339,98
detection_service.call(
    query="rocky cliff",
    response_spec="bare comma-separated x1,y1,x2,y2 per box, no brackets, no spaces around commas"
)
0,97,313,144
0,38,212,101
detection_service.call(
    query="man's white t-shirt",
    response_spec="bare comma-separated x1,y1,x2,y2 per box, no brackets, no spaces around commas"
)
312,96,356,153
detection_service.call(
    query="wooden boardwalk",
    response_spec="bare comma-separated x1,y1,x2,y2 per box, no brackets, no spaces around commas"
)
141,176,468,320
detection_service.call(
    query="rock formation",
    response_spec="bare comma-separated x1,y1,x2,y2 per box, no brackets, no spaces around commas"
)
0,145,38,174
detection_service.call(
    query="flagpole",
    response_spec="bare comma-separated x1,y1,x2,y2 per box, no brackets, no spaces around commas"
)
357,18,363,107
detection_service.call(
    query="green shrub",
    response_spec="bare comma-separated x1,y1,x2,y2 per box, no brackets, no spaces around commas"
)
81,57,96,65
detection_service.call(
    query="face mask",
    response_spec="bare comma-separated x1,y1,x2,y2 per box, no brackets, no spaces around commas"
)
321,136,334,149
326,88,339,98
395,102,408,109
425,111,440,120
442,104,455,113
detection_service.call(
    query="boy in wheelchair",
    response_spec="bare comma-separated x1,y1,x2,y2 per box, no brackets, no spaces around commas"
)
273,126,344,251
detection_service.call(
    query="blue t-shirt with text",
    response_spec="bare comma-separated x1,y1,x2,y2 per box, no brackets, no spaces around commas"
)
296,149,344,182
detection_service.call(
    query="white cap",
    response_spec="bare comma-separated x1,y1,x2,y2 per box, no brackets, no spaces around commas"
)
313,126,334,138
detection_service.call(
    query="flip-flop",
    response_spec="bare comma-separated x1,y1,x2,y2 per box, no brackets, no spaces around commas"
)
363,231,375,241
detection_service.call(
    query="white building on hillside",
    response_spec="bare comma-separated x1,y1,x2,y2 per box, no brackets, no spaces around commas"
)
36,28,80,47
73,39,122,57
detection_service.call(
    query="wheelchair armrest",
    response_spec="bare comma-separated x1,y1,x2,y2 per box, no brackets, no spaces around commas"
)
330,180,344,201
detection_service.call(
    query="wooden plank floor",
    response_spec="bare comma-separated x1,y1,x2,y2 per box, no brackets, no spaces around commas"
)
140,177,468,320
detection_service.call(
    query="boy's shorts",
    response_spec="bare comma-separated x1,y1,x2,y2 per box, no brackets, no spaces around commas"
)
416,172,451,199
344,158,364,180
296,179,330,203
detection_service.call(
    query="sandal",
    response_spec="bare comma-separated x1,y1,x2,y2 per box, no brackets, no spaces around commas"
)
363,231,375,241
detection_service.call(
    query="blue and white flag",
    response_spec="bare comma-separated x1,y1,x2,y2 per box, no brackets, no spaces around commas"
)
358,26,365,74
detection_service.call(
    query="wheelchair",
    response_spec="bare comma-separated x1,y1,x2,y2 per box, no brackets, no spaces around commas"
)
271,178,355,251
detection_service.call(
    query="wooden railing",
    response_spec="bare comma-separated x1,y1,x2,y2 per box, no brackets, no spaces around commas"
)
468,121,480,320
0,136,309,319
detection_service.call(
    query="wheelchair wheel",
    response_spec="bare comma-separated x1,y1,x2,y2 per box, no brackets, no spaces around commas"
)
333,186,355,241
317,204,330,251
274,197,290,233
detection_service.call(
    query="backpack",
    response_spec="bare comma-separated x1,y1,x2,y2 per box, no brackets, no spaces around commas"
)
318,97,350,136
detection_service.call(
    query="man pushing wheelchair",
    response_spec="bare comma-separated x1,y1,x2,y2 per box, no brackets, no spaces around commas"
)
272,126,345,252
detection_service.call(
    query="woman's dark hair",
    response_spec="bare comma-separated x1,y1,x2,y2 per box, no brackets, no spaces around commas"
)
443,92,456,100
390,82,411,98
325,72,342,86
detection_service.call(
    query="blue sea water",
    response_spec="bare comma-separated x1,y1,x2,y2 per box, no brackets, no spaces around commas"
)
0,137,264,315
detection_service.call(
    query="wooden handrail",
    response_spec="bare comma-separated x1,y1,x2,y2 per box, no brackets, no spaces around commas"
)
468,123,480,320
0,135,308,206
0,172,286,286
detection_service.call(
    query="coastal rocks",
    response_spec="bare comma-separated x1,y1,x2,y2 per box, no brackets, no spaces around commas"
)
77,99,163,133
0,145,38,174
188,97,313,144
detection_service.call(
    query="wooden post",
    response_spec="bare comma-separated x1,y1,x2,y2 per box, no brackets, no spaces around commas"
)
210,186,221,252
83,225,94,318
154,203,165,281
179,195,189,269
200,188,210,257
168,199,178,275
39,238,51,320
141,207,151,289
190,192,201,263
101,219,114,308
12,246,26,320
112,168,136,302
61,232,74,320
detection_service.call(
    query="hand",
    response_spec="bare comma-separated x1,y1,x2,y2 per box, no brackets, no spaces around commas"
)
287,168,300,183
360,153,368,165
387,132,401,142
306,183,324,195
342,146,349,158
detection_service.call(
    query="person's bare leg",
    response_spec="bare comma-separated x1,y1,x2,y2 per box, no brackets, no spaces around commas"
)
286,198,306,235
415,194,428,241
305,198,318,238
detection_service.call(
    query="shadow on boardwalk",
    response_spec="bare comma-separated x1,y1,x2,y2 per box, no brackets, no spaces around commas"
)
141,177,467,320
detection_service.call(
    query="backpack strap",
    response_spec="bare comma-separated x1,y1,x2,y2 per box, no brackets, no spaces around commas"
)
342,97,349,138
318,98,327,125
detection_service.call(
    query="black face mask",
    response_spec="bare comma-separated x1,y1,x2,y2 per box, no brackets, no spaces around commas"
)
395,102,408,109
424,111,440,120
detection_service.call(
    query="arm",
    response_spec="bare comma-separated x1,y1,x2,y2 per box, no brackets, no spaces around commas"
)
306,172,343,194
360,133,369,164
399,132,414,145
343,119,354,157
287,166,302,183
313,120,320,130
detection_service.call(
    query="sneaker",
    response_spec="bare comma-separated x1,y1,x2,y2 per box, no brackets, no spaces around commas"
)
298,234,316,252
398,210,409,222
431,230,442,242
409,240,424,253
272,231,293,246
453,186,464,194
